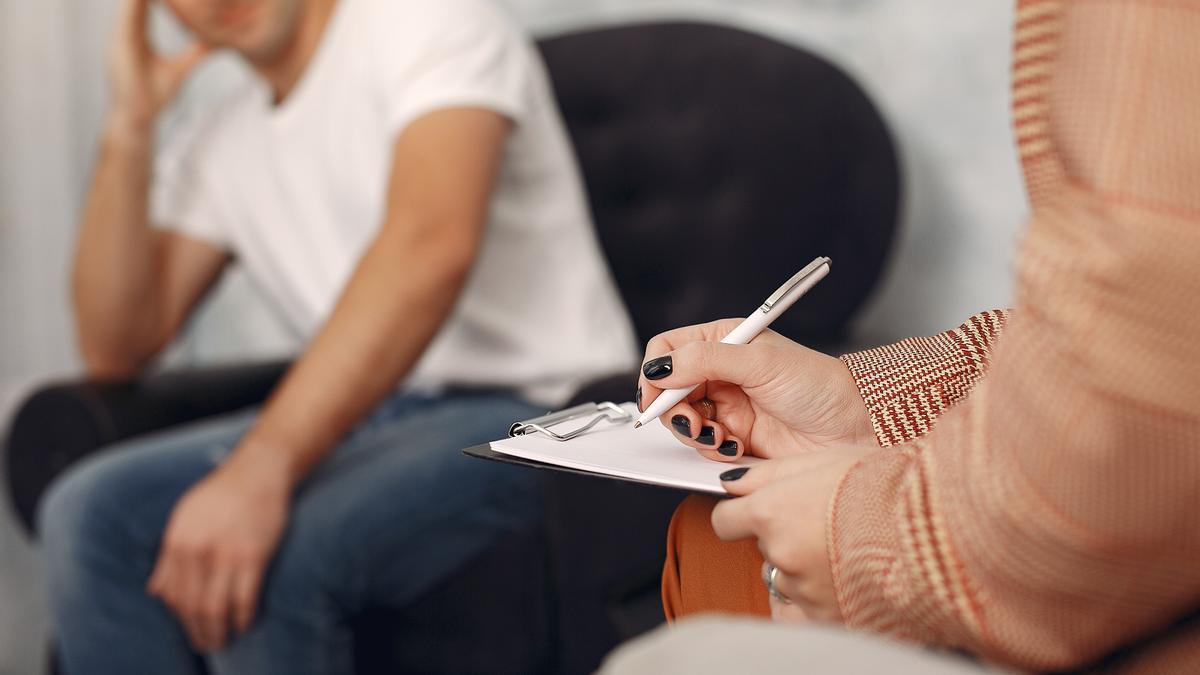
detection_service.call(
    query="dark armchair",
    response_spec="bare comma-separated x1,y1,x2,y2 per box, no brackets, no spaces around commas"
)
5,22,898,675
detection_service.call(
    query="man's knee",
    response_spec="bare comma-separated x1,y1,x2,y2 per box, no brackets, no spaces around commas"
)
38,445,184,578
38,455,131,593
39,457,108,554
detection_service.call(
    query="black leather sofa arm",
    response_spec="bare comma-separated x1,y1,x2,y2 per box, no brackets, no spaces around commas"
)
4,360,290,536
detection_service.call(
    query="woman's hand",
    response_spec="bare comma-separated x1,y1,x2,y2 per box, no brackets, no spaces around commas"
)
637,319,874,462
711,446,881,622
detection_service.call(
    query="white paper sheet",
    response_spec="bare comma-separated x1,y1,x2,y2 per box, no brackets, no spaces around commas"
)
488,402,762,494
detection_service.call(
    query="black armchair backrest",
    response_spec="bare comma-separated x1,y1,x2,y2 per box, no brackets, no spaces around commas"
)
538,22,899,347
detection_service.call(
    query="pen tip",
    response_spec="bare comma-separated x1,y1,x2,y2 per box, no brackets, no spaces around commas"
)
633,421,642,429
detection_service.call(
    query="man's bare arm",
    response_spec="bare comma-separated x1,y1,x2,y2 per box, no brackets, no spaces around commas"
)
72,122,229,378
72,0,223,378
147,107,512,651
235,107,509,483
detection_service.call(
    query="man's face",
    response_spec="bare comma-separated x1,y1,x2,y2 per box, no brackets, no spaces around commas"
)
162,0,306,63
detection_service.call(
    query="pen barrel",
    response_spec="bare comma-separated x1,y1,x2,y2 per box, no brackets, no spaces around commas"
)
721,263,829,346
721,317,768,345
635,383,699,427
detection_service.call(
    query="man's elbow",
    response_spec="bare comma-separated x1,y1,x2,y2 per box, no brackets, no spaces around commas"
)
78,345,144,381
75,324,164,381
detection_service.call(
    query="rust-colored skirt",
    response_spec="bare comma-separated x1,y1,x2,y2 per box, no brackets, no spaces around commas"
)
662,495,771,621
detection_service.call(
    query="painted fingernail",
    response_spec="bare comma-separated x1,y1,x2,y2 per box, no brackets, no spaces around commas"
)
720,467,749,482
718,440,738,456
697,426,715,445
642,355,673,380
670,415,691,437
635,386,643,412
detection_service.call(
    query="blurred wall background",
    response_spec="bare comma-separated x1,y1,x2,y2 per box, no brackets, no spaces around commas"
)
0,0,1025,671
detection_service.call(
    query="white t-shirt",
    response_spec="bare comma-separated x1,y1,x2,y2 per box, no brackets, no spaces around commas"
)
152,0,637,405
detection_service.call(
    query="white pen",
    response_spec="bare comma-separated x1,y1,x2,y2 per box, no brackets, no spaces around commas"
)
632,256,832,429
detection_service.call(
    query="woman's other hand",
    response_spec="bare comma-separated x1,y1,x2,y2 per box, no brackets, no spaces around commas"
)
637,319,874,462
711,446,880,622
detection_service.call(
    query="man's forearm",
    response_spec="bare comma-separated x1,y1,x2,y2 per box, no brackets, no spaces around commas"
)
222,106,508,491
226,220,478,488
72,117,165,375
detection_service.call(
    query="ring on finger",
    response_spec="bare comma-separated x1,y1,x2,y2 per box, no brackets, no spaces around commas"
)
761,562,792,605
695,398,717,421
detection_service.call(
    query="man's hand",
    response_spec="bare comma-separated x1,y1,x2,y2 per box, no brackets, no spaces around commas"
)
147,451,290,652
637,320,876,462
711,446,880,622
109,0,210,133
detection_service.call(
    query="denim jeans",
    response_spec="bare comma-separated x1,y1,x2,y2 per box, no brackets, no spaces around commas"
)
38,391,546,675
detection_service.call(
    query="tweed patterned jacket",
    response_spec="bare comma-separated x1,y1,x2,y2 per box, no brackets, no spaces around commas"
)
829,1,1200,672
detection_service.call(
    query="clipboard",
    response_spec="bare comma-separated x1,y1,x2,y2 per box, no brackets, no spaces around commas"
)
464,402,762,494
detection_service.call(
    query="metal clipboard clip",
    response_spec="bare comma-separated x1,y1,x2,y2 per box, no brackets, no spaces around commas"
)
508,402,632,442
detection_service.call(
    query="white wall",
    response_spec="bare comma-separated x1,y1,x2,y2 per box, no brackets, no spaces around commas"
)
0,1,1026,671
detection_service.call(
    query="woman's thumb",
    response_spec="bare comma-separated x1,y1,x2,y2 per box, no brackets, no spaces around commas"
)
641,341,771,390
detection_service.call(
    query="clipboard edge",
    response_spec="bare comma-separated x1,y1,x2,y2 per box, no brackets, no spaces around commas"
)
462,444,719,496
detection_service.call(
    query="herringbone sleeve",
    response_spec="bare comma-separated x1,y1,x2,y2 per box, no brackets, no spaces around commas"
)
842,310,1009,448
827,1,1200,672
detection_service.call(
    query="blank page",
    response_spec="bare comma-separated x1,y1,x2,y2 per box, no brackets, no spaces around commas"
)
488,403,762,494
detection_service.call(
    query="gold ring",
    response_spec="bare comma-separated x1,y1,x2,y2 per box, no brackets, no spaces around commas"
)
695,398,717,421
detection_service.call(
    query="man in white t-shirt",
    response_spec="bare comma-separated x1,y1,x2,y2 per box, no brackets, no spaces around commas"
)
38,0,636,671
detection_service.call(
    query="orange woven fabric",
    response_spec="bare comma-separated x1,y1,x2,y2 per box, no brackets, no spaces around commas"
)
829,1,1200,671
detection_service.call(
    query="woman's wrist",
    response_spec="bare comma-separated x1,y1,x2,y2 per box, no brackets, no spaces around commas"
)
834,361,876,447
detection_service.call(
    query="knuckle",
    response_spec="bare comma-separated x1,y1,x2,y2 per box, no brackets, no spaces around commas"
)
236,547,263,565
678,341,709,372
643,334,672,361
167,535,201,556
169,542,194,559
741,347,776,386
746,496,775,531
710,502,732,533
645,333,668,352
235,589,257,609
200,603,225,622
770,539,805,571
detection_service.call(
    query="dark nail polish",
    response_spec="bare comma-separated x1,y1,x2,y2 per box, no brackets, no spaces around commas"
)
697,426,715,445
642,355,673,380
670,415,691,437
718,440,738,456
635,386,643,412
720,467,750,482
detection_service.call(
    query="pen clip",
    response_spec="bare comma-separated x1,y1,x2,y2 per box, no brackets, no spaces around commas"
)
761,257,831,312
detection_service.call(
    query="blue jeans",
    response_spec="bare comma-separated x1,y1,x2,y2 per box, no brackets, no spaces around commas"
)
38,391,546,675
